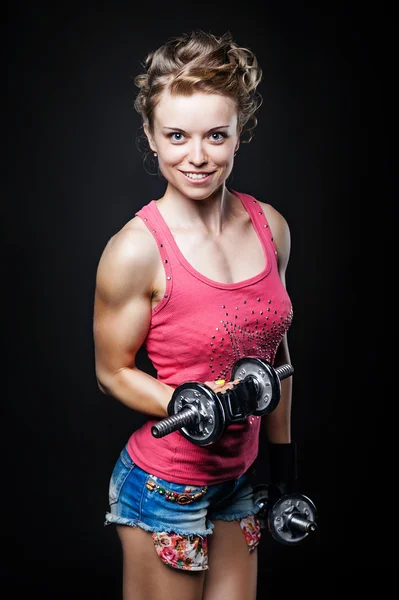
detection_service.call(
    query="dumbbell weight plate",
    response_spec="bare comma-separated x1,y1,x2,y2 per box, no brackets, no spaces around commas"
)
168,382,226,446
231,357,281,416
269,493,318,545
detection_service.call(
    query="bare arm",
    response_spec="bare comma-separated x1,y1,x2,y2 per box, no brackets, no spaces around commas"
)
262,204,293,443
93,222,175,418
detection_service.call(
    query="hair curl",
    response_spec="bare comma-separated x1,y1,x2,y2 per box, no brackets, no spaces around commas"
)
133,30,263,143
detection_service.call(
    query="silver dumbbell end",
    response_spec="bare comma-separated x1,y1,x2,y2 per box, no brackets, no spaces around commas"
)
275,363,294,381
151,404,199,438
269,493,318,545
231,357,294,416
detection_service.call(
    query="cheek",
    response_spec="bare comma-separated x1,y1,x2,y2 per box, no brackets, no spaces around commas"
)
157,141,236,165
209,144,235,163
157,142,186,163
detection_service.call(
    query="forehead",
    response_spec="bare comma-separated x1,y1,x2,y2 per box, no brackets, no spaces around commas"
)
154,91,238,129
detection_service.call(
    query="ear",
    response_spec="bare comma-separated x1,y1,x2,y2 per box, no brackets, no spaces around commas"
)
143,122,157,154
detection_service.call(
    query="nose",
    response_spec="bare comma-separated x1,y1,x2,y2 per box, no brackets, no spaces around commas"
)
188,140,207,167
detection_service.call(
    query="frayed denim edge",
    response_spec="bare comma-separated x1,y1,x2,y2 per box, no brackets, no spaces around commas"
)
209,506,261,523
104,513,214,536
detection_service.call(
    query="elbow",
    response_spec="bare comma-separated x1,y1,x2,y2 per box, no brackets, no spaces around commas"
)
96,378,110,395
95,365,128,397
95,364,133,398
95,368,113,396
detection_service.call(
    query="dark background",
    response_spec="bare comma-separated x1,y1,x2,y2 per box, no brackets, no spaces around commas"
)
5,1,386,597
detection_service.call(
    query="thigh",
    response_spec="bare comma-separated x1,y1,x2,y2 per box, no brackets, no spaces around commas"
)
105,447,213,598
117,525,205,600
202,520,258,600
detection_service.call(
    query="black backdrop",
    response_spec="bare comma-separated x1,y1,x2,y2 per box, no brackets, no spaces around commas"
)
5,2,383,597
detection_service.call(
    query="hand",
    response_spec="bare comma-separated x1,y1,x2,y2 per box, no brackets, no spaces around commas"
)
203,378,240,395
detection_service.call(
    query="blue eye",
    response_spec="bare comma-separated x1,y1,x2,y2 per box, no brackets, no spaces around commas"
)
210,132,227,142
169,132,185,142
167,131,228,143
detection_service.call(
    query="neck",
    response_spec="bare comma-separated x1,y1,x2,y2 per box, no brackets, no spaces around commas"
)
158,184,240,234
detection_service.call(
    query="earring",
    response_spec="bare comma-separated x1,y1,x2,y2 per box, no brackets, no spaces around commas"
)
153,152,157,157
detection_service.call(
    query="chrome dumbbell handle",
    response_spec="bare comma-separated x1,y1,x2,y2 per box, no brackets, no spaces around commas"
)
275,364,294,381
287,513,317,534
151,358,295,445
151,404,200,438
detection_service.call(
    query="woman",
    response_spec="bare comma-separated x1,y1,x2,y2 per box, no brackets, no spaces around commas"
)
93,29,294,600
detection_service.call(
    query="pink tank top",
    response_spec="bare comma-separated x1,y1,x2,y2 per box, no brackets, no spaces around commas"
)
127,190,293,485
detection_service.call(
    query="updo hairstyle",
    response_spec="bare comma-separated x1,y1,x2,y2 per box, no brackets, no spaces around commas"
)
134,30,263,143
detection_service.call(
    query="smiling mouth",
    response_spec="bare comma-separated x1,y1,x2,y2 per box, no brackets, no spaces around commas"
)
181,171,215,180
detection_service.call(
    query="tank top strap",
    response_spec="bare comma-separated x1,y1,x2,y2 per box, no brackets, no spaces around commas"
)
232,190,278,259
135,200,175,313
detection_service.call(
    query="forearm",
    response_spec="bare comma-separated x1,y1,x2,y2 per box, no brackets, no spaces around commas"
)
97,366,175,418
263,336,292,443
263,376,292,443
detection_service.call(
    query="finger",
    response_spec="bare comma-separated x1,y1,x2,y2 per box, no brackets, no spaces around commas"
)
203,381,224,391
203,379,241,393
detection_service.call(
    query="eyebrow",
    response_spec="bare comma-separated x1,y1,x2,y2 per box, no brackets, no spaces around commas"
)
162,126,230,132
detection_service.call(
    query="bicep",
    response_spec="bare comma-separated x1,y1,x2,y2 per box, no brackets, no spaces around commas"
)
94,291,151,378
93,230,154,384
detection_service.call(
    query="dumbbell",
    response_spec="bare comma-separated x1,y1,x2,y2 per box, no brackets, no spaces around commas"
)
253,485,318,545
151,357,294,446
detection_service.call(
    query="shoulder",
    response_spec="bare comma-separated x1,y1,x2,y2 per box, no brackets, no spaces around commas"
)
259,201,290,241
257,199,291,272
95,215,159,303
98,216,158,272
235,190,290,237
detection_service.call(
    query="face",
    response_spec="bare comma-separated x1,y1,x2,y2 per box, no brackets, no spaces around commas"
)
145,91,240,200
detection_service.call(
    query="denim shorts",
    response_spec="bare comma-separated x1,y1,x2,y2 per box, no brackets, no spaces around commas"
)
104,446,262,571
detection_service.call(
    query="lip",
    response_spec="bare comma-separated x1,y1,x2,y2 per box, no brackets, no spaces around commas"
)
179,171,215,185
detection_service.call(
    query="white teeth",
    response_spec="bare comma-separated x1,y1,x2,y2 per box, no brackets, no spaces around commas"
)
183,172,209,180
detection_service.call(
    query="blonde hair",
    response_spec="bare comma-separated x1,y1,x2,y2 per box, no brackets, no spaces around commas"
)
134,30,263,143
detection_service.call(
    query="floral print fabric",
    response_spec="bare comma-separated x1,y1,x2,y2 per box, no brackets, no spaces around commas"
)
239,514,261,552
152,514,261,571
152,531,209,571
